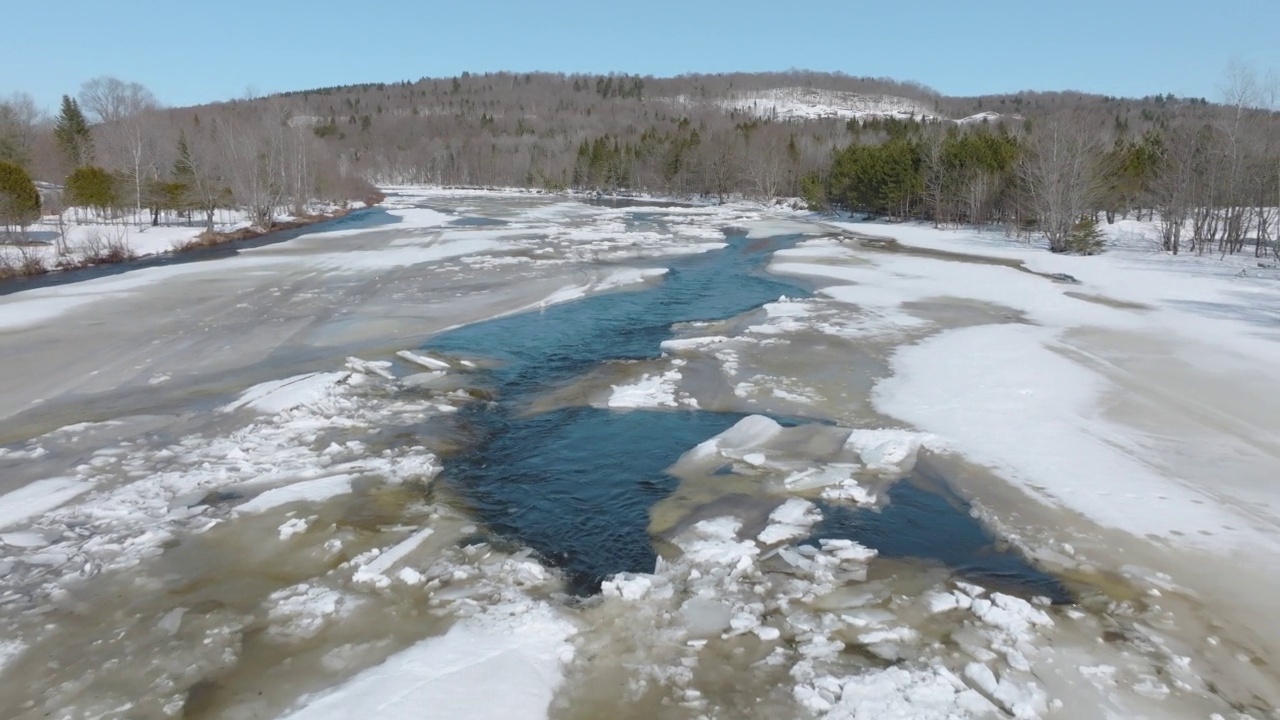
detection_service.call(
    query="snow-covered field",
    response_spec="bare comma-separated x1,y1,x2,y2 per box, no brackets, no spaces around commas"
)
0,189,1278,719
0,203,350,275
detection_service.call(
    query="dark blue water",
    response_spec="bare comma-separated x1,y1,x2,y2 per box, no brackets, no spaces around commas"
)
427,234,803,396
812,482,1072,602
428,233,804,592
426,225,1071,600
447,408,751,593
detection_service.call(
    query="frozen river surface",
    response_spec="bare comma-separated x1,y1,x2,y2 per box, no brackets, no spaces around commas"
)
1,188,1279,719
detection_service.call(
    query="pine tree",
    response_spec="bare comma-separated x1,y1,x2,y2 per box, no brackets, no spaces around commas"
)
53,95,93,168
1065,216,1106,255
173,131,194,180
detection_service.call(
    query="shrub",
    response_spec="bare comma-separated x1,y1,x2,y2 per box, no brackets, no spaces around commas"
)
0,160,40,229
82,229,135,264
1064,216,1106,255
65,166,119,215
12,244,47,275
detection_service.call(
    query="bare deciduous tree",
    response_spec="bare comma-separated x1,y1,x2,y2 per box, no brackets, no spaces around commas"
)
81,78,163,217
1019,115,1110,252
80,77,159,125
0,93,41,168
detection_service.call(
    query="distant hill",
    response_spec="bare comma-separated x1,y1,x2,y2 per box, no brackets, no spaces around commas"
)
158,71,1211,189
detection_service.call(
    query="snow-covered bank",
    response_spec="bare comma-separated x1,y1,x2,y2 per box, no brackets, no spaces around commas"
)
0,202,356,279
753,218,1280,708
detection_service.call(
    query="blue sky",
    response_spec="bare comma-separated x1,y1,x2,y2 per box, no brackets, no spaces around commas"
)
4,0,1277,112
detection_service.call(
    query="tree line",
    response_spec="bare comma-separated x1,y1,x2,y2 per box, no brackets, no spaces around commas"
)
4,68,1280,258
804,68,1280,258
1,78,376,238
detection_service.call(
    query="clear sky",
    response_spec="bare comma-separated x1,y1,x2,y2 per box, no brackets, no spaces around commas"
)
4,0,1277,112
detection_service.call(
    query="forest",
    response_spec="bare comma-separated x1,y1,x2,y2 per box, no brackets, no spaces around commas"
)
2,68,1278,258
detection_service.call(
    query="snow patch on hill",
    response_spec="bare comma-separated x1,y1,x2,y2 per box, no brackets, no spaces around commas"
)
958,110,1023,125
669,88,938,122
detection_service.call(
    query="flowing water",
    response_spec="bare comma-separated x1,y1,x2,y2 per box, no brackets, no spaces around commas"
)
425,229,1067,598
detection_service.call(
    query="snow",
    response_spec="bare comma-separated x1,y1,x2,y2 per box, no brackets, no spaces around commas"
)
277,601,576,720
958,110,1022,125
669,88,938,122
0,203,349,273
766,218,1280,557
875,323,1268,551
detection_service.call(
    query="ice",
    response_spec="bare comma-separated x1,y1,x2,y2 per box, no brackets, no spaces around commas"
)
341,356,394,380
222,371,351,415
598,267,669,290
703,414,784,451
539,267,669,308
0,477,92,529
396,349,452,370
757,498,823,545
607,367,682,408
0,532,51,548
235,474,357,513
0,641,25,674
157,607,186,635
277,517,310,540
659,335,731,352
400,370,447,387
267,584,363,642
843,429,933,476
352,527,436,587
601,573,672,602
276,601,576,720
681,597,735,635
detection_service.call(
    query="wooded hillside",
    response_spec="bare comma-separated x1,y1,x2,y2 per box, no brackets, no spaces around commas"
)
2,68,1277,257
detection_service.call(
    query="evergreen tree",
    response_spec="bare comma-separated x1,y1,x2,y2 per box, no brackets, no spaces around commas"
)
0,104,31,169
0,160,41,229
173,131,194,181
65,166,118,215
53,95,94,168
1065,216,1106,255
